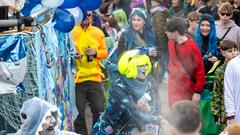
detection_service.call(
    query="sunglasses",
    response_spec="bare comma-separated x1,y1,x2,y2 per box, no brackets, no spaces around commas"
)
220,12,231,17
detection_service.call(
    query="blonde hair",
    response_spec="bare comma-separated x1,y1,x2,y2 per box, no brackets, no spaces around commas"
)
218,2,233,14
219,0,230,4
187,11,201,21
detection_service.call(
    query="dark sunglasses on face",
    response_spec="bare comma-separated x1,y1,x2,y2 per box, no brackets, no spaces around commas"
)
220,12,232,17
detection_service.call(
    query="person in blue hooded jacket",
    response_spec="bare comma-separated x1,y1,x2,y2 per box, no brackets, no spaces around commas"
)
91,50,161,135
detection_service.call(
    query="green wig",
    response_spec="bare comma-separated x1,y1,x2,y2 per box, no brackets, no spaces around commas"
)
118,50,152,78
113,9,129,29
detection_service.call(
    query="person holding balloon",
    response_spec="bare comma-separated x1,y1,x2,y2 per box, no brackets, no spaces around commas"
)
71,11,108,135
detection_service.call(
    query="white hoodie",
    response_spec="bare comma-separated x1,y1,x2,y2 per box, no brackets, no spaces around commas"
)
15,97,79,135
215,20,240,46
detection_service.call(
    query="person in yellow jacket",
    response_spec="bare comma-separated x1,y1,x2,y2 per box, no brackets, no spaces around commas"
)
71,11,108,135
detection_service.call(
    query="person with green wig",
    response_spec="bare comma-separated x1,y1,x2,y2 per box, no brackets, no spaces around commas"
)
91,50,161,134
112,9,129,37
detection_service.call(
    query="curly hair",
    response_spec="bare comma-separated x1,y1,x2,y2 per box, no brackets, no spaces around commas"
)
195,14,219,56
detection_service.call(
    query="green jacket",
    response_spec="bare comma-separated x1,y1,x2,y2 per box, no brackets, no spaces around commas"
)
210,61,228,130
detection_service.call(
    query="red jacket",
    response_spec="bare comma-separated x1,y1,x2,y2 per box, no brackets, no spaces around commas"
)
168,36,206,106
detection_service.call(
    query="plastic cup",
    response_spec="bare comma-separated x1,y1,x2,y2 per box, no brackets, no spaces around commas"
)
140,92,151,103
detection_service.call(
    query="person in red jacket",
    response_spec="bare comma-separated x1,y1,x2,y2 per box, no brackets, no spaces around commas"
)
165,17,206,106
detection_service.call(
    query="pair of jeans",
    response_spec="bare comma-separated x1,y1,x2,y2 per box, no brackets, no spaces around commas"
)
74,81,105,135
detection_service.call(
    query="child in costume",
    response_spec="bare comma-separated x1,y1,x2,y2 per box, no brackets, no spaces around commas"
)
15,97,79,135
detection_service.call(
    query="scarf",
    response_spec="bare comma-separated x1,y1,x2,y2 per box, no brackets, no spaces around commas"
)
122,75,150,100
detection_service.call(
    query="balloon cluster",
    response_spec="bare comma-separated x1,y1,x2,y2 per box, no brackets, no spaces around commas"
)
20,0,103,33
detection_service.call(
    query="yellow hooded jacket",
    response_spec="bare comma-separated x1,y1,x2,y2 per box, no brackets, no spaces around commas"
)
72,24,108,83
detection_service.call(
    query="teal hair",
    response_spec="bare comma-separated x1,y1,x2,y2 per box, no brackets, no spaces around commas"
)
124,8,156,49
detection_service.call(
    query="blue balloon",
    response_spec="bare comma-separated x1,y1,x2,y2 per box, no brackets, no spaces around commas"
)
21,1,37,16
79,0,102,10
81,9,87,22
53,8,75,33
59,0,81,9
28,0,41,4
41,0,64,8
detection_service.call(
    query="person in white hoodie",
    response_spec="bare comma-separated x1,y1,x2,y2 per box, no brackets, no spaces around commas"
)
215,2,240,49
224,54,240,125
15,97,79,135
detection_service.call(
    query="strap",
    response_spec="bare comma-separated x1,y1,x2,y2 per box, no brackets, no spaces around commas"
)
174,42,197,83
220,27,232,41
107,43,118,59
117,118,133,132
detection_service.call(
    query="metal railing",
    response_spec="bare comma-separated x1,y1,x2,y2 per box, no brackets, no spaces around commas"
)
0,7,50,32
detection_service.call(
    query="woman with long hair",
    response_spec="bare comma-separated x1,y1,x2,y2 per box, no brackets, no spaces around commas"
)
195,14,221,134
195,14,219,74
117,7,157,58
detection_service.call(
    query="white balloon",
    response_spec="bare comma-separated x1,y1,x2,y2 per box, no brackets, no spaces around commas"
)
41,0,64,8
15,0,26,11
30,4,45,23
66,7,83,25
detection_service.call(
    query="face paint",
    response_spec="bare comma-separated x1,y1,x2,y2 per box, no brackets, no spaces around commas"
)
39,112,58,135
137,64,148,80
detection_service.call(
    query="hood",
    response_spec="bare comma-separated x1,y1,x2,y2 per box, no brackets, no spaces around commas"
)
215,20,237,29
19,97,61,135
